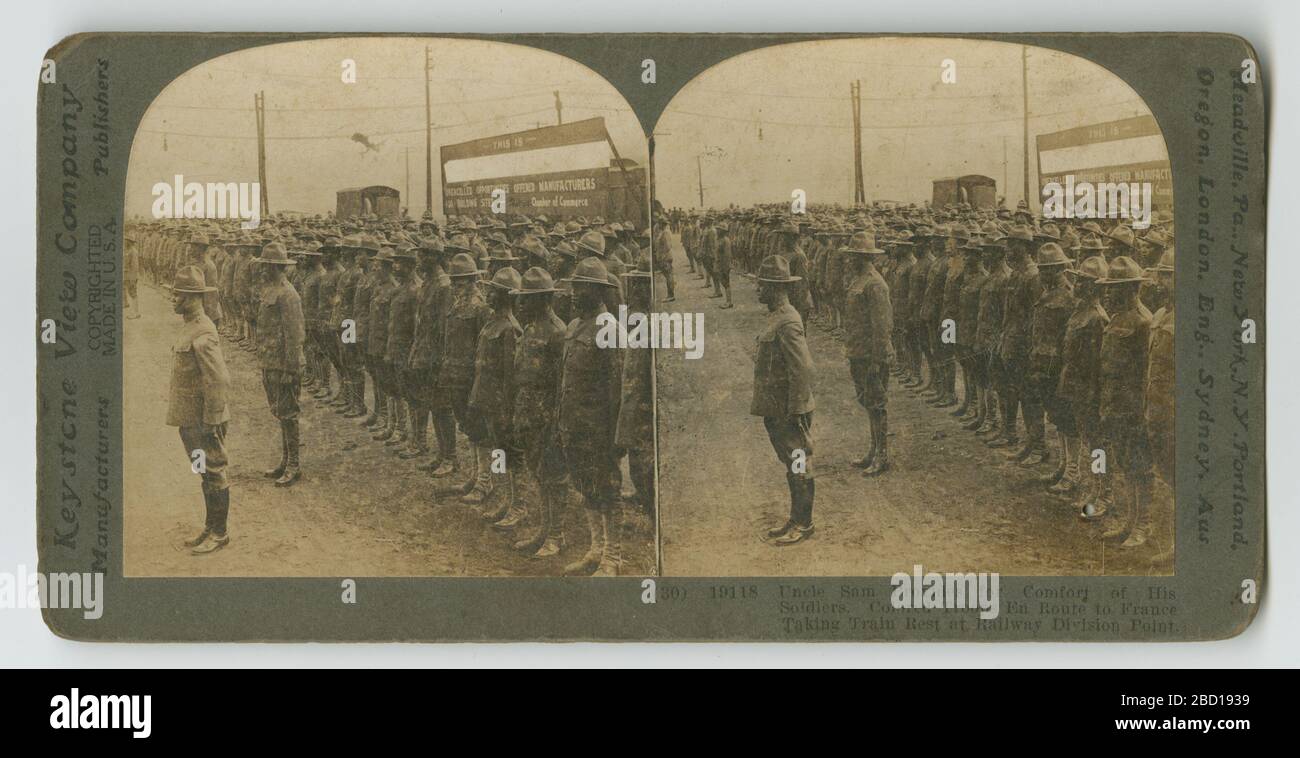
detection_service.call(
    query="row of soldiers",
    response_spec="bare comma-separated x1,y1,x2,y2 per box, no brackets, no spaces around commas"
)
680,203,1174,551
133,211,655,575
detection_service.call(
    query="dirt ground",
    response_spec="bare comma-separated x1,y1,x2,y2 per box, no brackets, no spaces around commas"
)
655,232,1174,577
123,283,655,577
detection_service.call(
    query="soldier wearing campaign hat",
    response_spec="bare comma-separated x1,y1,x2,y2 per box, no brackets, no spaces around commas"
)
252,242,306,487
752,255,817,546
955,236,989,429
1095,255,1154,548
841,232,894,477
367,248,402,444
556,256,625,575
1059,252,1111,511
1024,242,1077,471
468,266,524,518
386,243,423,454
408,236,457,476
1145,247,1175,493
993,225,1043,455
188,233,224,331
506,267,569,556
618,262,656,534
166,265,233,554
433,253,494,499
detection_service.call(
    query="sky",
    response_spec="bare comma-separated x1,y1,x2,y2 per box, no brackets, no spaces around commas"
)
651,37,1159,212
126,37,648,219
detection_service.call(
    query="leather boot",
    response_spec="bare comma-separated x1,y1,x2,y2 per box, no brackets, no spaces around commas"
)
863,410,891,477
592,506,623,576
344,375,368,418
372,397,397,440
764,474,799,540
850,417,877,469
399,408,429,459
385,401,410,447
563,508,603,575
512,480,547,552
534,485,567,557
182,489,214,548
263,425,288,479
1121,478,1152,548
192,489,230,554
482,466,514,523
1040,432,1067,484
772,478,814,545
460,446,493,506
275,420,301,487
363,380,381,426
1102,475,1130,540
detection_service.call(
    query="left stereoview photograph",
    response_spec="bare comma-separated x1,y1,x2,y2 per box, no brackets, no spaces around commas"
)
122,37,654,577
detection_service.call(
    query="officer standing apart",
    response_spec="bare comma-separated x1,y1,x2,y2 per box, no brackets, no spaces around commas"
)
166,266,233,555
752,255,817,546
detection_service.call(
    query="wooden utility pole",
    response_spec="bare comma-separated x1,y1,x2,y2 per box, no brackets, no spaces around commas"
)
851,80,866,207
404,147,412,217
1021,45,1031,210
696,153,704,208
424,46,433,217
254,91,269,217
554,90,563,125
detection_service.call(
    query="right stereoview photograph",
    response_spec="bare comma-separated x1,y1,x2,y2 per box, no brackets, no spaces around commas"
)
652,37,1175,577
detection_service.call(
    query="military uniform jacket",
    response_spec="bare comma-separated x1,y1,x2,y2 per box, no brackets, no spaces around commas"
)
439,287,490,386
941,258,965,324
1027,280,1077,378
1099,303,1152,423
557,308,623,447
352,269,375,347
1057,299,1109,412
384,275,421,365
890,257,914,325
908,254,933,323
715,235,732,274
366,277,397,359
844,269,895,365
513,310,566,435
958,267,988,348
616,330,654,450
317,267,340,331
255,280,306,376
750,302,816,418
999,263,1042,360
408,269,451,371
166,313,231,427
331,264,357,330
470,310,523,413
786,245,813,312
234,257,256,307
301,268,322,330
922,254,950,324
975,267,1009,354
1145,306,1174,429
653,229,674,273
202,260,223,321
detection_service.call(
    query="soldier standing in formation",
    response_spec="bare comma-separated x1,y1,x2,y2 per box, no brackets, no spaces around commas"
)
165,265,233,555
842,231,894,477
556,257,624,575
253,242,307,487
751,254,817,546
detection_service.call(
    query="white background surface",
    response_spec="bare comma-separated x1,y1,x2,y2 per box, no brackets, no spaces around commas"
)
1,0,1291,667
